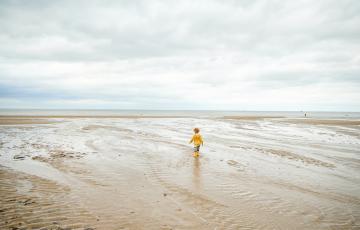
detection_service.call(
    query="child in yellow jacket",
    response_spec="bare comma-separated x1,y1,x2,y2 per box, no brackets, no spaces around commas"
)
189,128,203,157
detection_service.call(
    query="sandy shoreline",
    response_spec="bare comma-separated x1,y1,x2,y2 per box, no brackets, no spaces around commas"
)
2,115,360,125
222,115,285,120
0,118,58,125
281,118,360,126
0,116,359,229
0,115,192,119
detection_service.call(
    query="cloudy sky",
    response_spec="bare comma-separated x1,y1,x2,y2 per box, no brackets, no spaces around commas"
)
0,0,359,111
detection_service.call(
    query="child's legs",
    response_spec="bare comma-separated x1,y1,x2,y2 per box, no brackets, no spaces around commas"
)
193,145,200,152
193,145,200,157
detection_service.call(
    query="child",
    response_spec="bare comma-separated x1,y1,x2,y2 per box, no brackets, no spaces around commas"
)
189,128,203,157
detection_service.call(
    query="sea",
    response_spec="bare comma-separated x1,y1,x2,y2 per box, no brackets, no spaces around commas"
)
0,109,360,119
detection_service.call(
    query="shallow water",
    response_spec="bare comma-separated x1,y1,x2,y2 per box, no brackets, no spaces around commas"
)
0,117,359,229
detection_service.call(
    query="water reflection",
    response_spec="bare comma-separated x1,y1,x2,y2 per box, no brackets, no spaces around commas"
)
192,157,202,189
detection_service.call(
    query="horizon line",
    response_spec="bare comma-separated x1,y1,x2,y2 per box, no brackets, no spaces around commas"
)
0,108,360,113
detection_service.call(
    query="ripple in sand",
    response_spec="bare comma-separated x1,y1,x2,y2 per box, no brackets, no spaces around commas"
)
0,167,99,230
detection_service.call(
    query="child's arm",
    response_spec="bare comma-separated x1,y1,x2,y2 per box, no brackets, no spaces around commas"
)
189,136,194,144
200,135,204,146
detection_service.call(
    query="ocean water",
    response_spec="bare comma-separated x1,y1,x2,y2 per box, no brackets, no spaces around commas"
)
1,109,360,118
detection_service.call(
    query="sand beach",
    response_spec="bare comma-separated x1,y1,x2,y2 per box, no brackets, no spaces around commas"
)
0,113,359,229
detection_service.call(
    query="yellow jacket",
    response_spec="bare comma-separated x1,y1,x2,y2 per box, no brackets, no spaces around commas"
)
189,134,203,146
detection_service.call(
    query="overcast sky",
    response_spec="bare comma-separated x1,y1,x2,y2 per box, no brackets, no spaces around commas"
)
0,0,359,111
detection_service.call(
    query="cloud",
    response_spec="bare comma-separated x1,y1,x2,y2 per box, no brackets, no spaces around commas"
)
0,0,359,111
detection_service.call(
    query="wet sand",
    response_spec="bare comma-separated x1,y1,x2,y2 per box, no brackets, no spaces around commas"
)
0,118,56,125
0,115,190,119
222,116,285,120
0,116,359,229
282,118,360,126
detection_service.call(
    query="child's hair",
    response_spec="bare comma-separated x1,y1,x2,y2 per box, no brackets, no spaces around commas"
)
194,128,200,133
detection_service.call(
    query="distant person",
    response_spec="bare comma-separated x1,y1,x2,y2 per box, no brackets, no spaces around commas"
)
305,113,307,117
189,128,203,157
